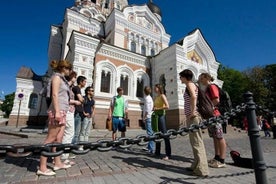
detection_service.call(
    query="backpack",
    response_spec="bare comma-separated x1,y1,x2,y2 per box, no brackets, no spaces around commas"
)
211,84,232,114
186,84,214,119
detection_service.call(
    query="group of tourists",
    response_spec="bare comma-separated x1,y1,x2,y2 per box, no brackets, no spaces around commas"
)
36,59,227,178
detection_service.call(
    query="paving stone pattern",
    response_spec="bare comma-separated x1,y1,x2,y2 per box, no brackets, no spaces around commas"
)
0,125,276,184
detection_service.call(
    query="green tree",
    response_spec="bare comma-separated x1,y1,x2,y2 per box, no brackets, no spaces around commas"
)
242,66,269,108
263,64,276,111
218,65,247,108
0,92,15,118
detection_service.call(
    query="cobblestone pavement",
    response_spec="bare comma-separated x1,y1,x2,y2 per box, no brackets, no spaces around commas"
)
0,125,276,184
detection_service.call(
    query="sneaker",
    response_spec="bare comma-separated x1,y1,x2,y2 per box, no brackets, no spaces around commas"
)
208,158,216,164
142,147,149,151
209,160,226,168
78,145,84,151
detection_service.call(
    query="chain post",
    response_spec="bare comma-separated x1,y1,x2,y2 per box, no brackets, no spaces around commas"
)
244,91,267,184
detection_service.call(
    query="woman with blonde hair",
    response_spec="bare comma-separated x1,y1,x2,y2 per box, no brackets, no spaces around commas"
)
37,60,72,176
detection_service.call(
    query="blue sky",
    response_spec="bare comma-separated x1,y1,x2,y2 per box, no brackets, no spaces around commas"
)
0,0,275,96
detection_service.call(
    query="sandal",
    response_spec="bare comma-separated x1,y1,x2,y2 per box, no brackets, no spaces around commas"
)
162,156,169,160
53,164,71,171
37,169,56,176
63,159,76,166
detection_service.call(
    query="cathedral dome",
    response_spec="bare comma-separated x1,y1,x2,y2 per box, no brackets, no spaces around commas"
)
147,1,162,17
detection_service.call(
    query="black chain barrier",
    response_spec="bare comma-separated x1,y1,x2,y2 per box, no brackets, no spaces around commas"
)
0,103,248,158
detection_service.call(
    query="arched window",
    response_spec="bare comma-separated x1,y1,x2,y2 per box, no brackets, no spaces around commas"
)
136,78,144,98
141,45,146,55
120,75,129,95
131,41,136,52
150,48,155,56
28,93,38,109
159,74,166,96
100,70,111,93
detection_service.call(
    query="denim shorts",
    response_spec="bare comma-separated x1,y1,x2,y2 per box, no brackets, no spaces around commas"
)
112,117,126,133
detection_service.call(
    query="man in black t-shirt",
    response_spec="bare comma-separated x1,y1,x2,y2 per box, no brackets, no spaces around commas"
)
72,76,87,144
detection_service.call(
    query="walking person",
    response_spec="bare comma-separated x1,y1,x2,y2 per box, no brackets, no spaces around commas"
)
72,76,87,145
61,70,81,163
108,87,128,141
153,84,171,160
179,69,209,177
198,73,227,168
37,60,72,176
142,86,154,154
79,86,95,142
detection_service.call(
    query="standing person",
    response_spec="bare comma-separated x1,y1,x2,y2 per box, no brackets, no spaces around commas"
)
79,86,95,142
153,84,171,160
72,76,87,145
61,70,81,163
108,87,128,141
262,116,271,137
272,113,276,139
198,73,226,168
142,86,154,154
179,69,209,177
37,60,72,176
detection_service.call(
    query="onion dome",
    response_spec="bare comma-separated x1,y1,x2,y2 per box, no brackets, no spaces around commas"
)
147,0,162,17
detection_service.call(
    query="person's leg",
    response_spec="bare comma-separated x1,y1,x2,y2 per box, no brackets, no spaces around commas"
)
112,117,119,141
73,113,81,143
159,115,171,158
39,125,60,172
62,111,74,159
145,118,154,152
84,118,92,141
80,117,88,142
188,116,209,176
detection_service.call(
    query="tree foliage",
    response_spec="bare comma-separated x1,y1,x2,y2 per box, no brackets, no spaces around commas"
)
0,92,14,118
217,65,247,107
218,64,275,112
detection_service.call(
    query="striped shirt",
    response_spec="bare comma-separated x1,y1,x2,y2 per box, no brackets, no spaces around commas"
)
184,86,198,116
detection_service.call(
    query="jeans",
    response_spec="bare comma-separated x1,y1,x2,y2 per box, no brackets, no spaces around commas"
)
73,113,82,143
155,114,171,157
80,117,93,141
145,118,154,152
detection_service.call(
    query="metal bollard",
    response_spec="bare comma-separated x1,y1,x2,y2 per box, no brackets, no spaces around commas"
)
244,91,267,184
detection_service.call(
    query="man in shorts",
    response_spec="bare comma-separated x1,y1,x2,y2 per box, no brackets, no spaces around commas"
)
108,87,128,141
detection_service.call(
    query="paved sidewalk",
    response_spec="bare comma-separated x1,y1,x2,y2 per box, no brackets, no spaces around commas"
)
0,125,276,184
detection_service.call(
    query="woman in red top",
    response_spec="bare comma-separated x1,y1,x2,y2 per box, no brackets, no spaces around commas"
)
198,73,227,168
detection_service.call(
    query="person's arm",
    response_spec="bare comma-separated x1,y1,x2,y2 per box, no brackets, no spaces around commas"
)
160,94,169,110
186,82,197,117
124,99,128,119
143,97,149,120
108,97,114,120
51,75,61,121
208,84,220,105
91,100,95,118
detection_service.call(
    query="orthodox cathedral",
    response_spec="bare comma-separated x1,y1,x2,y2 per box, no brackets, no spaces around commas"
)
9,0,222,129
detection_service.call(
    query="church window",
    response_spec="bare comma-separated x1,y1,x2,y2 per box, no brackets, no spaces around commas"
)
141,45,146,55
120,75,129,95
131,41,136,52
136,78,144,98
28,93,38,109
100,70,110,93
151,48,155,56
159,74,166,96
